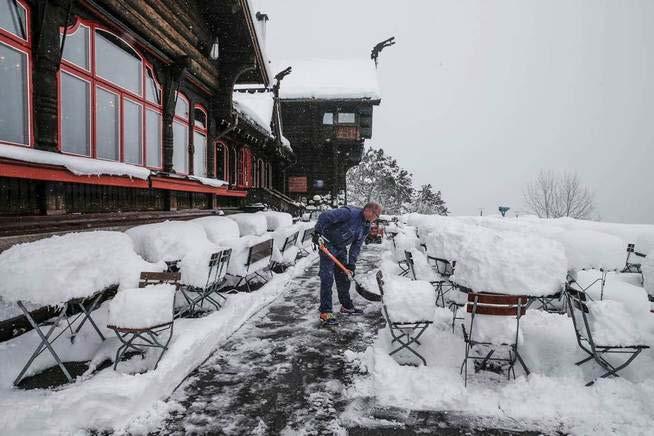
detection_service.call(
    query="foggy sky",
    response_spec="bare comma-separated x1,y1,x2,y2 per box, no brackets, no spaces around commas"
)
255,0,654,224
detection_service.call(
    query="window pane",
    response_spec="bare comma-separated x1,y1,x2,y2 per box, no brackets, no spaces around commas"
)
96,87,119,160
123,100,142,165
194,108,207,129
173,121,188,173
145,68,159,104
61,73,90,155
61,26,89,69
193,132,207,177
0,0,26,39
95,30,142,94
0,43,28,145
215,145,224,180
322,112,333,125
175,95,189,119
337,112,355,124
146,110,161,167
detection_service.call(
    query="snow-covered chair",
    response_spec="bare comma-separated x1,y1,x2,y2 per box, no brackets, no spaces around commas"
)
223,236,274,292
179,249,232,314
270,230,299,272
460,292,530,387
425,254,465,329
565,286,649,386
622,243,647,275
375,271,435,366
296,225,315,257
107,282,177,371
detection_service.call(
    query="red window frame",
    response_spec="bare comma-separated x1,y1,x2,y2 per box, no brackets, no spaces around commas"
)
192,104,208,177
58,17,163,168
172,91,190,174
0,0,33,148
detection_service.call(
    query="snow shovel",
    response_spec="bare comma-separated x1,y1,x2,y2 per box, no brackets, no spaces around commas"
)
318,241,381,302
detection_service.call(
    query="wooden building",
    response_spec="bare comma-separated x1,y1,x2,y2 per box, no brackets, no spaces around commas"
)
0,0,294,233
278,59,381,208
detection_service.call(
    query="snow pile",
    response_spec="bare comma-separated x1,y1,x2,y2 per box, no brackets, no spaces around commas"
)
221,235,273,276
126,221,216,263
179,247,230,288
108,284,175,329
386,227,421,263
425,223,567,296
0,143,151,180
232,91,274,135
187,175,228,188
0,231,162,306
587,300,648,345
270,224,302,264
573,270,650,318
406,248,438,281
261,211,293,231
227,213,268,236
278,58,381,101
382,275,436,322
643,251,654,296
552,230,625,271
191,216,240,243
295,222,315,249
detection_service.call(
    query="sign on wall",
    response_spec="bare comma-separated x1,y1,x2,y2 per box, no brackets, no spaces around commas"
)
288,176,308,193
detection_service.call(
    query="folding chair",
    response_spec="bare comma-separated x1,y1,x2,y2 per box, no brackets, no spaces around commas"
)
622,243,647,275
565,286,649,386
375,271,433,366
425,255,458,307
393,238,410,277
460,292,530,387
108,282,177,371
180,249,232,315
13,290,108,386
297,226,315,257
271,231,300,272
229,238,274,292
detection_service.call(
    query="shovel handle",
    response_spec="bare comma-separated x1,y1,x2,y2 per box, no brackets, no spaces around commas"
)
318,244,353,279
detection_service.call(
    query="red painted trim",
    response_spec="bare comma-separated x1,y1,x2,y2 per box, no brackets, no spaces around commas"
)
0,0,30,45
150,176,247,197
0,158,148,189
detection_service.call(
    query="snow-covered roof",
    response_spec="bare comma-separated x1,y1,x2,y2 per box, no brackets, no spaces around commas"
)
188,175,229,188
244,0,273,85
0,143,151,180
232,91,274,136
279,58,381,101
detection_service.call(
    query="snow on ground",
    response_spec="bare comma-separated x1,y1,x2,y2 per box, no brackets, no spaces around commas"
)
0,231,163,306
0,253,319,436
227,212,268,236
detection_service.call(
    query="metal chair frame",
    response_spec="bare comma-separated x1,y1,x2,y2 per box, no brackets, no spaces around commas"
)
181,249,232,314
228,238,274,292
565,286,649,386
108,272,180,371
375,271,433,366
622,243,646,275
13,291,107,386
460,292,530,387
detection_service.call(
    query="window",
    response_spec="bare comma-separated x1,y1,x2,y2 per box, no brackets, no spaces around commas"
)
59,19,162,167
0,0,30,147
229,146,237,185
337,112,356,124
215,142,226,181
266,162,272,188
192,105,207,177
322,112,333,125
172,92,189,173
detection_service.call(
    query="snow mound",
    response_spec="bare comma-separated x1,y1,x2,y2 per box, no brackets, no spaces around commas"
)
643,251,654,297
426,223,567,296
191,216,240,243
179,247,230,288
221,235,273,276
261,211,293,231
126,221,216,263
382,275,436,323
587,300,648,345
270,224,302,264
553,230,626,271
108,284,176,329
227,213,268,236
0,231,162,306
574,270,650,318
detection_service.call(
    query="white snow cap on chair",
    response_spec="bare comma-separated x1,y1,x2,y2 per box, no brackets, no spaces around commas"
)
191,216,240,243
126,221,217,263
108,284,176,329
261,211,293,231
383,275,436,323
278,58,381,100
227,213,268,236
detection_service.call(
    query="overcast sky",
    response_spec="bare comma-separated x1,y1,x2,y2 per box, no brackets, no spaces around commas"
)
255,0,654,224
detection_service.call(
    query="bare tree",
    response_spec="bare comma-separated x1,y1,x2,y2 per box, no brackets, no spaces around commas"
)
524,170,594,219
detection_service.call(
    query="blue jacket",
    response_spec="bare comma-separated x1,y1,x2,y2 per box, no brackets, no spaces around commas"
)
315,206,370,264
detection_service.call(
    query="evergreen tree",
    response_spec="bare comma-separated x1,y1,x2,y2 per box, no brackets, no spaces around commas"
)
412,184,448,215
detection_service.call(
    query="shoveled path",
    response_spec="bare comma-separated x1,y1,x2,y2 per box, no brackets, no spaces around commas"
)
153,245,541,435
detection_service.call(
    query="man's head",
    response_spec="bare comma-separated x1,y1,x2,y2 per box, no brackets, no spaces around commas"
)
363,202,382,222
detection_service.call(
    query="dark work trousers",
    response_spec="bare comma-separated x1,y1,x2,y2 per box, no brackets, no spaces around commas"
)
318,244,354,313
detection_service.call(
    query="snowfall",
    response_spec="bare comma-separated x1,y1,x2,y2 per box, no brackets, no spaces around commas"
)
0,212,653,435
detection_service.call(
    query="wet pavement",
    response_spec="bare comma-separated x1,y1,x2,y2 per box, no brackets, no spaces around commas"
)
153,245,544,436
